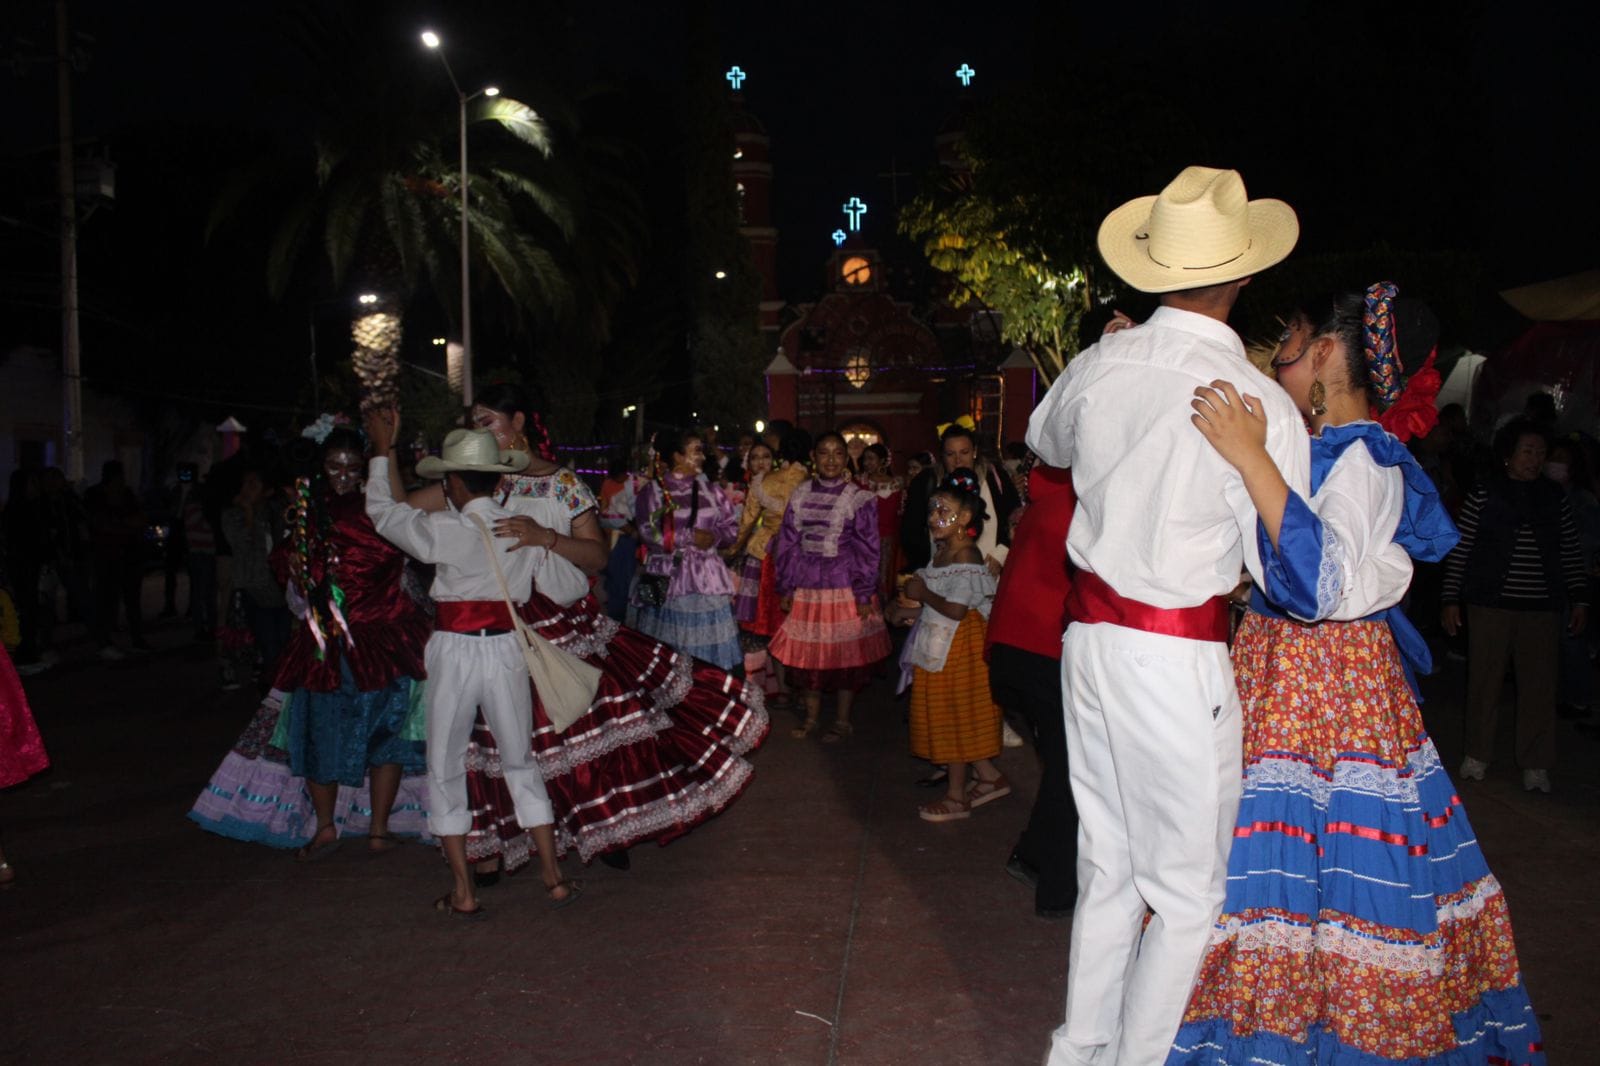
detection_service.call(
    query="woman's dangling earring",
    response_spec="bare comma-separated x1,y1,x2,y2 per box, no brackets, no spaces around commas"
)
1309,379,1327,417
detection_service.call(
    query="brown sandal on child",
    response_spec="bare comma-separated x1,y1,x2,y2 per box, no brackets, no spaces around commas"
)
790,718,819,739
966,776,1013,809
918,795,971,823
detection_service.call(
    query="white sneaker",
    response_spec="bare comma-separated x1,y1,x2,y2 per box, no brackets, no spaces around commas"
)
97,646,126,662
1522,769,1552,794
15,660,49,677
1001,722,1025,749
1458,756,1488,781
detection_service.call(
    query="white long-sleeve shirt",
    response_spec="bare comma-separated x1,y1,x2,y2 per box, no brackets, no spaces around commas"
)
1026,305,1311,609
365,457,539,604
1298,437,1414,621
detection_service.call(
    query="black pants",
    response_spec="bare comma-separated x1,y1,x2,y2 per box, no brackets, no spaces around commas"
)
989,643,1078,909
91,551,144,645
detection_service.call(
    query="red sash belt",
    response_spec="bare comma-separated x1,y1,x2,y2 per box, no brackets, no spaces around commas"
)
435,600,516,633
1065,570,1228,643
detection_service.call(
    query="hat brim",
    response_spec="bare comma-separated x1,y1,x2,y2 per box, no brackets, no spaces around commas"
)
415,449,530,478
1097,195,1299,294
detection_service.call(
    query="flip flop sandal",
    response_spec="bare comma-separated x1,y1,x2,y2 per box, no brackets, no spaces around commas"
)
434,892,488,921
368,832,401,855
820,721,854,744
295,828,343,863
966,777,1013,809
918,796,971,823
546,879,583,910
790,719,819,739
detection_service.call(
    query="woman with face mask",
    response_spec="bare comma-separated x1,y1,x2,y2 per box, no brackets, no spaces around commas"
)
191,424,431,858
1443,419,1588,793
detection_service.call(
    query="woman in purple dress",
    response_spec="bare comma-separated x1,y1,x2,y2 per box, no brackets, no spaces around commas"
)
630,427,743,670
769,431,892,741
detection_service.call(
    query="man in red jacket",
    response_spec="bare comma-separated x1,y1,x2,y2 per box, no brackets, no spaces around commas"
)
986,462,1078,918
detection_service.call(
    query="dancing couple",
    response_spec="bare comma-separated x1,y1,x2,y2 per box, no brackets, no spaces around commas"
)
190,387,767,918
1029,166,1544,1064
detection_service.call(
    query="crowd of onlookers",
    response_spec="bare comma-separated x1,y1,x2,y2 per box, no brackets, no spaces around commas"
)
5,389,1597,789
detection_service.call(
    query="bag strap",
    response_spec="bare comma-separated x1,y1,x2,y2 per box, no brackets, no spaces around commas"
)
467,513,537,646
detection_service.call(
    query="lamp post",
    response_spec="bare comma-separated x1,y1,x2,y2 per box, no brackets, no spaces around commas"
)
421,30,498,411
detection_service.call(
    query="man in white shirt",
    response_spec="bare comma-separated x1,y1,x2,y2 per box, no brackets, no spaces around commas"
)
365,415,578,918
1026,167,1310,1065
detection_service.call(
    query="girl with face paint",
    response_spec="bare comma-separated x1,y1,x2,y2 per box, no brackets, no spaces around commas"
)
887,469,1009,821
191,423,432,858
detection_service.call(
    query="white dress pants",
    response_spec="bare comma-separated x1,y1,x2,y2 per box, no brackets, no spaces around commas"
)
423,630,552,837
1045,622,1242,1066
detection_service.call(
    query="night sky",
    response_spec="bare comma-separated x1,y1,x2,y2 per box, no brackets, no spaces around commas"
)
2,1,1593,354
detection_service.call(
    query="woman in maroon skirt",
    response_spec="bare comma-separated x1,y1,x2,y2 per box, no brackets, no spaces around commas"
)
1,640,50,887
391,385,769,880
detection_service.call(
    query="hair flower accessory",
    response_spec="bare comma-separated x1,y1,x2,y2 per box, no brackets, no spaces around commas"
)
300,412,352,445
1377,349,1441,443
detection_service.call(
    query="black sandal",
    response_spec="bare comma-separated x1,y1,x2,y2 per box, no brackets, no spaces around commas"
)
295,824,342,863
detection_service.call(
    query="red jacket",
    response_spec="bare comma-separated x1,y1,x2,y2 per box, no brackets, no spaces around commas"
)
986,465,1075,660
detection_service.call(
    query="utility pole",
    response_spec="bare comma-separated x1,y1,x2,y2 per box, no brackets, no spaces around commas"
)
57,0,84,483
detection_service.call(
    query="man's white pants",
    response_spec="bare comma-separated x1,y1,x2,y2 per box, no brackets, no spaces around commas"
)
1045,622,1241,1066
424,630,552,837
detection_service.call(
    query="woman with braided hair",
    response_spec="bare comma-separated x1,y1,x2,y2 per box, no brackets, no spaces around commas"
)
629,426,743,670
1167,284,1544,1064
190,424,431,856
387,386,766,879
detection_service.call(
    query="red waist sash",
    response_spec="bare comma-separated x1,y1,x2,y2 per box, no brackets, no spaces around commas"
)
435,600,516,633
1065,570,1228,643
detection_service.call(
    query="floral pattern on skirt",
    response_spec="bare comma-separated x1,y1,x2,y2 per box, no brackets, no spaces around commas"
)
1168,613,1545,1066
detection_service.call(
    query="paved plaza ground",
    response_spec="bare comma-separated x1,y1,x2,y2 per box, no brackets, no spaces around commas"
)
3,582,1598,1064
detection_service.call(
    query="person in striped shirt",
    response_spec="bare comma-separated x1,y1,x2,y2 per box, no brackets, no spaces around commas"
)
1441,417,1588,792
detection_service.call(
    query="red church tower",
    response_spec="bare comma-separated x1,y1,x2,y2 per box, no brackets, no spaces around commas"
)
730,87,781,344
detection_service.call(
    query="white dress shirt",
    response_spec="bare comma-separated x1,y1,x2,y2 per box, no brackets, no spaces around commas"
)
365,457,540,604
1026,305,1311,609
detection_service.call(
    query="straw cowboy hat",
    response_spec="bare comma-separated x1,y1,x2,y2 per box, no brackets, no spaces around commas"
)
415,428,529,478
1097,166,1299,294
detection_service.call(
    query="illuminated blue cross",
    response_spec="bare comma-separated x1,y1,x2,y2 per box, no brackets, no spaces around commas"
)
842,196,867,232
832,229,847,247
955,63,976,87
725,66,747,91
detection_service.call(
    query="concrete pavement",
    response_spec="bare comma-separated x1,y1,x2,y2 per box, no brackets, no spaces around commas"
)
2,599,1596,1064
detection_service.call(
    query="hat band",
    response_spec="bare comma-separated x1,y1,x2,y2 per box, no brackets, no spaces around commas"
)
1140,236,1251,272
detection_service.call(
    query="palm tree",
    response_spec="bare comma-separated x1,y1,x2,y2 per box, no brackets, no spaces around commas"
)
210,4,581,407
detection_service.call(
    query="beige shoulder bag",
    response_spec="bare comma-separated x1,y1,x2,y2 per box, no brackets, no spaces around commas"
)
469,514,600,733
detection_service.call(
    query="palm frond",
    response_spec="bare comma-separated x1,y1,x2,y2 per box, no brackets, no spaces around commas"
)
477,96,554,158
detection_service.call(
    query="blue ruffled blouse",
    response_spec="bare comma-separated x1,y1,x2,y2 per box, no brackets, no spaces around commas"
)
1250,423,1460,694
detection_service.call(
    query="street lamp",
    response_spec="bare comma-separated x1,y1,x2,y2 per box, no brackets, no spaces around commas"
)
420,29,496,410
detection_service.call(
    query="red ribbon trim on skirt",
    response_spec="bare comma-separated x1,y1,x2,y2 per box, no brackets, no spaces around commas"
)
435,600,516,633
1065,570,1228,643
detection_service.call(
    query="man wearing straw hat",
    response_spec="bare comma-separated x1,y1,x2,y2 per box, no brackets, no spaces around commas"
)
1026,167,1309,1064
365,416,578,918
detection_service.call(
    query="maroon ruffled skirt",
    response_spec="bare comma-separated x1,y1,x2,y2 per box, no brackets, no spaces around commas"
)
1,643,49,789
463,592,768,868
